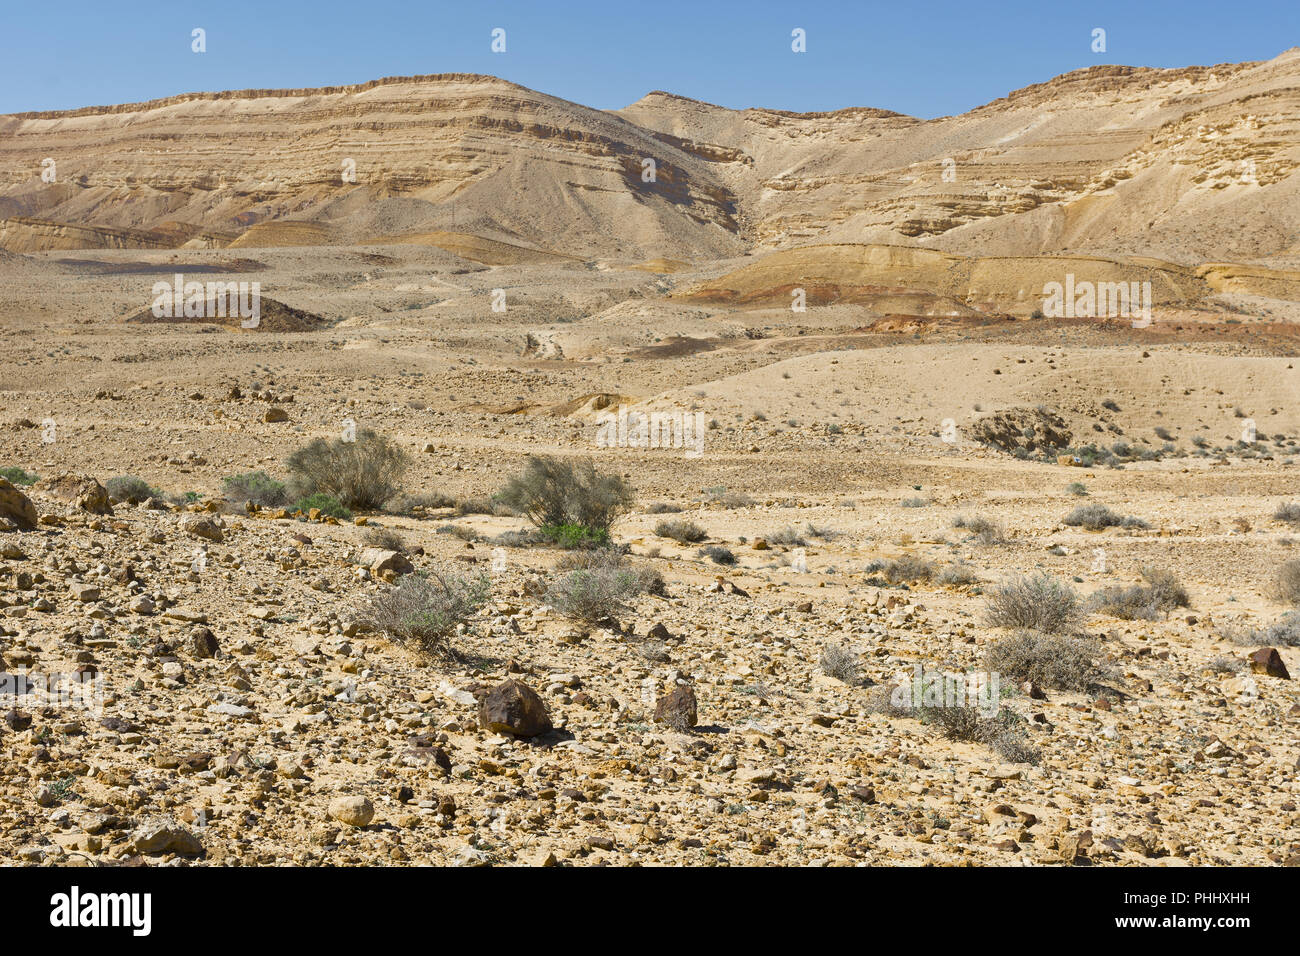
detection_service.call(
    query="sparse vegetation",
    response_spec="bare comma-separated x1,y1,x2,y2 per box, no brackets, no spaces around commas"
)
1064,503,1148,530
1066,481,1089,497
294,493,351,519
222,471,290,508
937,561,980,587
362,526,407,552
953,514,1006,546
105,475,159,503
1274,502,1300,526
361,568,490,658
0,467,37,487
819,643,860,684
1090,568,1189,620
1273,560,1300,605
984,630,1105,691
985,574,1081,633
697,545,736,565
546,551,660,621
654,518,707,544
497,456,633,548
882,554,935,584
286,429,409,511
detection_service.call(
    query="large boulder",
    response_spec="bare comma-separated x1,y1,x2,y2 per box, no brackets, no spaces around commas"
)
35,473,112,515
478,679,552,737
359,547,414,576
0,478,37,531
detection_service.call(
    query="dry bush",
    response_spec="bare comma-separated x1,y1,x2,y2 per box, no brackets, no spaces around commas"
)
864,685,911,717
919,703,1040,765
936,561,980,587
984,574,1081,633
954,514,1006,546
1236,610,1300,647
545,560,658,621
362,526,406,552
1274,502,1300,526
1063,503,1148,530
819,643,860,684
361,569,490,659
768,526,807,547
383,491,456,515
1274,560,1300,605
106,475,159,503
984,630,1104,691
697,545,736,565
222,471,289,508
1088,567,1187,622
883,554,935,584
654,518,707,544
497,456,633,544
286,429,408,511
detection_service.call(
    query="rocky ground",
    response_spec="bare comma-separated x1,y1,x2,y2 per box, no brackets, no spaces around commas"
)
2,242,1299,868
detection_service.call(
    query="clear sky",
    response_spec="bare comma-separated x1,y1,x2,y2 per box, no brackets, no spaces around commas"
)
1,0,1295,118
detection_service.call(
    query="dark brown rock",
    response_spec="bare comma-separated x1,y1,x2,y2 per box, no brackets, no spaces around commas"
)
1249,647,1290,679
653,684,698,731
0,478,38,531
477,679,552,737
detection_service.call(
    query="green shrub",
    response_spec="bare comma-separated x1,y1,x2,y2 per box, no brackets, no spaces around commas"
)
294,493,352,519
0,467,37,487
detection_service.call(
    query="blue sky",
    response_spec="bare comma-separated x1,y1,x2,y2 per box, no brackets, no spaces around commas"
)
2,0,1295,117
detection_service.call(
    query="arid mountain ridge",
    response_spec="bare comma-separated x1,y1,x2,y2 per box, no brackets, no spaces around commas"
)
1,50,1299,270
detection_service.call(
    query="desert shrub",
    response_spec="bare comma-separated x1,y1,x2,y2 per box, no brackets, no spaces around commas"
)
0,467,37,487
222,471,289,508
864,685,911,717
286,429,408,511
361,568,490,659
1273,560,1300,605
984,630,1103,691
497,456,632,544
954,514,1005,546
883,554,935,584
639,640,670,663
362,526,407,552
1066,481,1089,497
1243,610,1300,646
647,502,682,514
546,560,658,621
698,545,736,565
702,486,754,509
435,523,478,542
1274,502,1300,526
654,518,707,544
1063,503,1147,530
1207,655,1244,674
294,493,351,519
1101,399,1120,412
918,702,1040,765
106,475,160,503
819,644,860,684
383,491,456,515
1089,569,1187,621
937,561,980,587
768,526,807,547
900,496,929,508
985,574,1080,633
804,522,838,541
455,497,501,516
